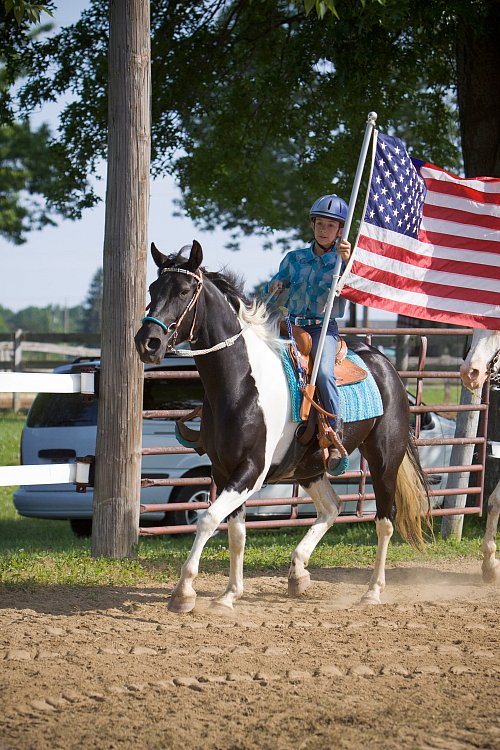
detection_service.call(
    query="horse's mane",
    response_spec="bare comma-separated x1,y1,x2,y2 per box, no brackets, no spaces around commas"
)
162,248,284,354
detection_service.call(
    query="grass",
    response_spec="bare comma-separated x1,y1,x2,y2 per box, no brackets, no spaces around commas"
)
0,410,485,589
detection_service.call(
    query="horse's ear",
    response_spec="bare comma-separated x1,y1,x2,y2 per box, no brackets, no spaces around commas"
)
188,240,203,271
151,242,168,268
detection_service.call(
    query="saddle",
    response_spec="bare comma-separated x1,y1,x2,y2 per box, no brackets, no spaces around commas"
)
278,321,367,388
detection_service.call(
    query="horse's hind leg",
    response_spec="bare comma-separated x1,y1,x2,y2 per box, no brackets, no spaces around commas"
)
209,505,247,612
482,482,500,583
288,476,343,596
360,517,394,605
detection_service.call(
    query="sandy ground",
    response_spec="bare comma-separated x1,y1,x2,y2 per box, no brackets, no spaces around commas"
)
1,559,499,750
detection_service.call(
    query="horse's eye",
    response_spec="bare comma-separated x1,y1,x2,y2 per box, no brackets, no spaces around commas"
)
180,289,190,297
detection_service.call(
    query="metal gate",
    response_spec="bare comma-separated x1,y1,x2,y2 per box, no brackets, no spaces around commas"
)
139,327,487,536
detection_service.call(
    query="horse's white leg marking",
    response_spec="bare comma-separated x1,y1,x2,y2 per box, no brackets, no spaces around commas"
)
482,481,500,583
359,517,394,605
168,487,258,613
288,477,343,596
210,505,247,611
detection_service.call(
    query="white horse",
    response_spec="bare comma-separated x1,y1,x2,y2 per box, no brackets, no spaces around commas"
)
461,328,500,582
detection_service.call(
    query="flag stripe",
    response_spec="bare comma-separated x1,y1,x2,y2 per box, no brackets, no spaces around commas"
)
356,238,500,284
423,202,500,231
342,284,500,330
359,222,499,267
422,171,500,199
418,226,500,253
350,257,500,305
344,268,498,317
424,188,500,219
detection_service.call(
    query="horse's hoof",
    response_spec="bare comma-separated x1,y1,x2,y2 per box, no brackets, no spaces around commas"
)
358,592,381,607
288,572,311,597
208,599,234,616
167,595,196,613
482,562,500,584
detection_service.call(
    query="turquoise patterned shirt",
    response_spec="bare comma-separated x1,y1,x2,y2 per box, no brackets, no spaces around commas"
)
268,242,346,319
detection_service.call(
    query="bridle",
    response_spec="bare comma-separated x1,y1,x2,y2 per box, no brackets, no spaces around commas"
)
487,350,500,388
141,266,247,357
142,267,203,352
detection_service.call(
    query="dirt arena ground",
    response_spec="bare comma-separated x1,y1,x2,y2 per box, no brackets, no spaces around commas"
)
1,559,499,750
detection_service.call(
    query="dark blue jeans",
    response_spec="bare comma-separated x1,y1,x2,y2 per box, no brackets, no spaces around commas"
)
305,321,340,432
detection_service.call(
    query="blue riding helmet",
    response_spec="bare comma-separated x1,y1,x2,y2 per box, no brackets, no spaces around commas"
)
309,194,348,223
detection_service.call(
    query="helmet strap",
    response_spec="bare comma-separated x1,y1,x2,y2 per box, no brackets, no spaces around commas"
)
315,239,335,252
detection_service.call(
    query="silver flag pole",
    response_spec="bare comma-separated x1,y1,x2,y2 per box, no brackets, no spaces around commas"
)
307,111,378,396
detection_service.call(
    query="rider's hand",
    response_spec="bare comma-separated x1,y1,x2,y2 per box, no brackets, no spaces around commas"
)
338,239,351,262
269,280,284,294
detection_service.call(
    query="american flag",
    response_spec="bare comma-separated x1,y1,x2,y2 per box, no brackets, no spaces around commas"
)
340,132,500,329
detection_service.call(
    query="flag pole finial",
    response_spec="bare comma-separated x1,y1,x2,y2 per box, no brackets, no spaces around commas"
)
367,111,377,124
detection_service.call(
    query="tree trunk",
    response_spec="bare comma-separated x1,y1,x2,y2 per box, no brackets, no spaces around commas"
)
456,0,500,179
92,0,150,558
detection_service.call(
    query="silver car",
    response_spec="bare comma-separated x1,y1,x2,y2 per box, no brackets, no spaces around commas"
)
13,356,456,536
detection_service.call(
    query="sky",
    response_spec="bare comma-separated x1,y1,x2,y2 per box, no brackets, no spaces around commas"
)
0,1,392,322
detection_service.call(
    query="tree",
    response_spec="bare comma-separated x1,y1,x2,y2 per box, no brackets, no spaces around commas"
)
81,267,103,333
0,2,96,244
12,0,498,249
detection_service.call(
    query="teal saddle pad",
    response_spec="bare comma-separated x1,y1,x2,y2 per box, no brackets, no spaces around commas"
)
280,348,384,424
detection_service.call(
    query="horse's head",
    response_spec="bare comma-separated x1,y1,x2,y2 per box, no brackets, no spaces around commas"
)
460,328,500,390
135,240,204,364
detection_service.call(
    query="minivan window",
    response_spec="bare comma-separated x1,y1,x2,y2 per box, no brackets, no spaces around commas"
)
143,378,203,410
27,374,204,427
27,393,99,428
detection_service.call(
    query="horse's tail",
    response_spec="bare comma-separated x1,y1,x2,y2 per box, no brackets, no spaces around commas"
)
394,435,432,549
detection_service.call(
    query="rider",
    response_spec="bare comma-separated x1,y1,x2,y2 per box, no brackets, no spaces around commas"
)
268,194,351,471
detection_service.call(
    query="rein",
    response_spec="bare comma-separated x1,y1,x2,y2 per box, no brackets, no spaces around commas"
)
142,266,246,357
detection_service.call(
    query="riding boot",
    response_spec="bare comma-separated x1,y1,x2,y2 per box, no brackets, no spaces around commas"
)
327,418,345,471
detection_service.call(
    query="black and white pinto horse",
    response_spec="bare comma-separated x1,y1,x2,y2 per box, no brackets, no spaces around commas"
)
135,241,429,613
461,328,500,583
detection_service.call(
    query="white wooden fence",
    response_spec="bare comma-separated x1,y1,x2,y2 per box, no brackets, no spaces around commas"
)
0,331,100,410
0,370,95,489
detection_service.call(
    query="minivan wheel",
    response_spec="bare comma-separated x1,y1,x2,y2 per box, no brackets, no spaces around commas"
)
167,485,210,529
69,519,93,538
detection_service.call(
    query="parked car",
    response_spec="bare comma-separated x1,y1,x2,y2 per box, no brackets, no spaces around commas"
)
13,356,456,536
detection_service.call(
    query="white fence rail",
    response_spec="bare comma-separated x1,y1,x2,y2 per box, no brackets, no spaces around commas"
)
0,371,96,394
0,461,91,488
0,370,95,489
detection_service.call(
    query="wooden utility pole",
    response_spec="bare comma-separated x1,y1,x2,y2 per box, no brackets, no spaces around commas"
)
92,0,150,558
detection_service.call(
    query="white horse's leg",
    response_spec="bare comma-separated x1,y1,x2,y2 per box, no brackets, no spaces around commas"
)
359,517,393,605
482,482,500,583
209,505,247,612
288,476,343,596
168,489,253,613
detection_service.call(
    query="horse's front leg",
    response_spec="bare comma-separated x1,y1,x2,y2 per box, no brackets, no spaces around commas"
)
482,483,500,583
209,505,246,613
168,472,259,613
288,477,342,596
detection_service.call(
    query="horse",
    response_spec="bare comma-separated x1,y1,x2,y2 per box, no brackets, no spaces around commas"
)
135,240,429,613
461,328,500,583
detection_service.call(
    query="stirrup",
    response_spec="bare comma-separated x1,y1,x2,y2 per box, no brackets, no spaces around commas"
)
327,451,349,476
